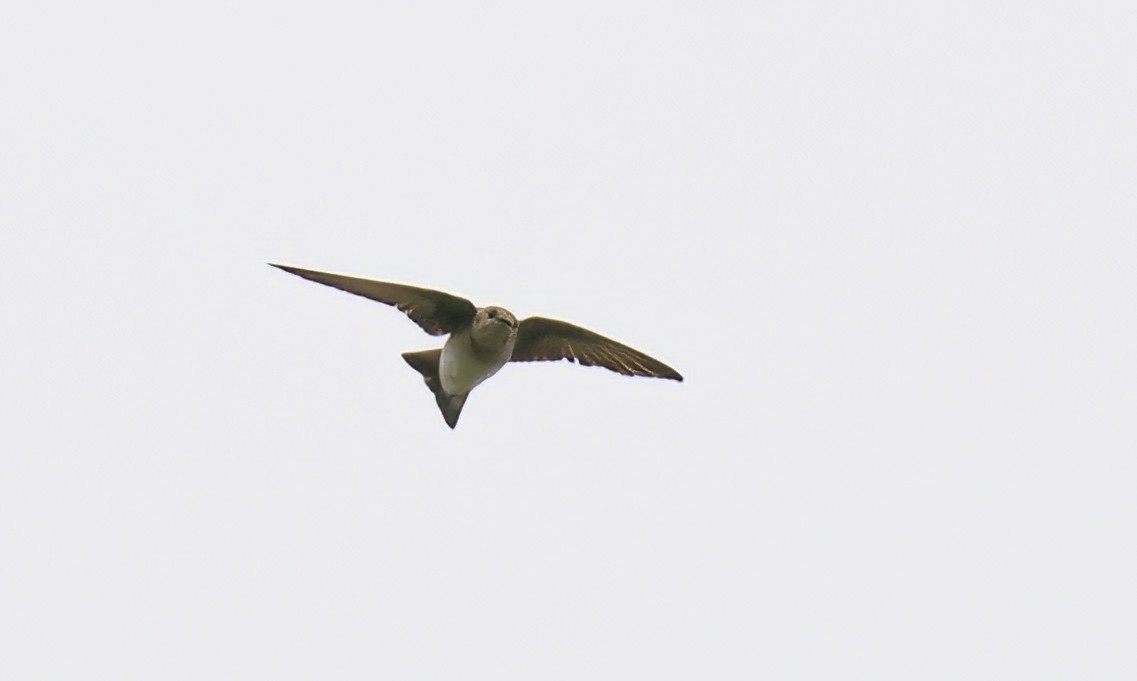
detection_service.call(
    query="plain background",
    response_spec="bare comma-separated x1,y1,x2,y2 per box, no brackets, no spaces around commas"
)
2,1,1135,679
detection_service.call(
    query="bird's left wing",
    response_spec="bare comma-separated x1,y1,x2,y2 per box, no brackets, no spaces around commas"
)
510,316,682,380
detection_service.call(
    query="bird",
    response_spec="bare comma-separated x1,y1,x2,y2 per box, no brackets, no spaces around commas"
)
269,263,682,428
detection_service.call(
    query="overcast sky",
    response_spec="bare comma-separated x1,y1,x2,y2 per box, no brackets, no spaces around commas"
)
2,1,1135,679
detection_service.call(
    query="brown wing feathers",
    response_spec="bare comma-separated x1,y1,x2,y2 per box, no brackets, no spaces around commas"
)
269,264,477,336
271,264,683,381
510,316,682,381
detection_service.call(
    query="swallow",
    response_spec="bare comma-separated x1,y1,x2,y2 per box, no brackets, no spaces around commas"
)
270,264,682,428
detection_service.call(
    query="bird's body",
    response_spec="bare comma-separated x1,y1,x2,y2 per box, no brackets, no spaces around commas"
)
439,308,518,395
270,264,681,428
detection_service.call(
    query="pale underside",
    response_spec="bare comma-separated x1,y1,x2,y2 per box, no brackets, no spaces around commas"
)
439,329,515,395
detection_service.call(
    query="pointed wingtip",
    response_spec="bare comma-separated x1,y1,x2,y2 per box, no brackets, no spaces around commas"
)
268,263,310,279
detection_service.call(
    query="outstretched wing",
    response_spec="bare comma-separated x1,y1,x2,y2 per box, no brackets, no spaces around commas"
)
269,264,477,336
510,316,682,380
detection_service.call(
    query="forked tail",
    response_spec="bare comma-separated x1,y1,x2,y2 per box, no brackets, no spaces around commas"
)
401,349,468,429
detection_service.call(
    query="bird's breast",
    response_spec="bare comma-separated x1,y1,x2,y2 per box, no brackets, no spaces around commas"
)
439,331,514,395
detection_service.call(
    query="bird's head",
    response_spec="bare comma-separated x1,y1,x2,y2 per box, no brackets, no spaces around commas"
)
472,306,518,347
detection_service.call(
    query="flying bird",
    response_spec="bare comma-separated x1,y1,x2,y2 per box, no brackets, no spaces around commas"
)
270,264,682,428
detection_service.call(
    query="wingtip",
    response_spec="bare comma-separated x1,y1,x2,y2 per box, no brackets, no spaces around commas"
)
268,263,307,278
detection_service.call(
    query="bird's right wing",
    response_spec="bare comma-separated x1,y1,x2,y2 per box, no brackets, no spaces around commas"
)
510,316,682,380
270,264,477,336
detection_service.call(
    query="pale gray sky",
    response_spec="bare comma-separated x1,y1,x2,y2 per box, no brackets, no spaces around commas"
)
2,1,1135,679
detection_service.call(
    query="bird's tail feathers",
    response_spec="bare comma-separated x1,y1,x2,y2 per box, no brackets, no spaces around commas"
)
401,349,468,429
